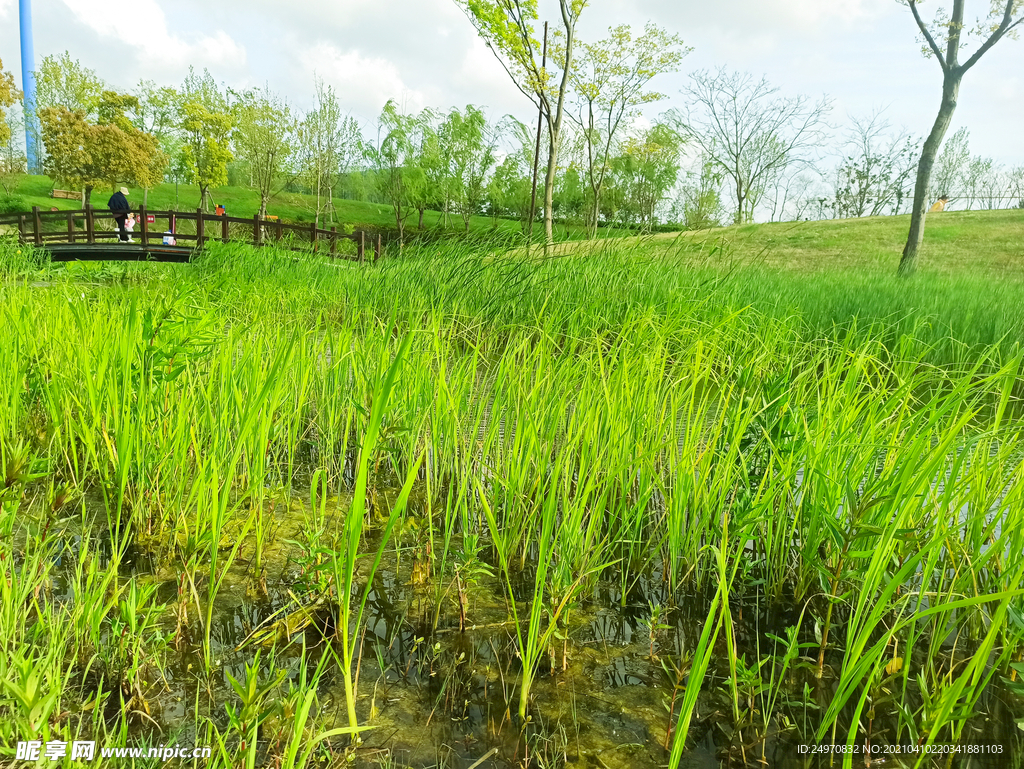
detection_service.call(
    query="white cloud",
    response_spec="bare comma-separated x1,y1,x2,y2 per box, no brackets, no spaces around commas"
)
59,0,247,75
298,42,429,119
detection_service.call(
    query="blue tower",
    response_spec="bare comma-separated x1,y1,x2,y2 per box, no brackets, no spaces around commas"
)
19,0,39,173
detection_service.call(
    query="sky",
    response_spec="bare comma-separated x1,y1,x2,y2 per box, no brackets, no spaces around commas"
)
1,0,1022,165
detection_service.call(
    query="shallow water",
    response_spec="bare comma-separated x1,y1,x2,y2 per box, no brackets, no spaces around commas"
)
27,477,1020,769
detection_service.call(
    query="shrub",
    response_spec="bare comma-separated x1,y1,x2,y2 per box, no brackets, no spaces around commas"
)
0,195,27,214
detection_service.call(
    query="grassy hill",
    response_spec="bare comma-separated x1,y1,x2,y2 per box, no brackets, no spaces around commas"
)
6,174,1021,276
5,174,637,242
520,207,1023,277
663,208,1024,276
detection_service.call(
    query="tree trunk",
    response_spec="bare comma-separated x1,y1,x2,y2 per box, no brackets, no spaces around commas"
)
418,207,425,230
734,176,744,225
84,185,93,208
899,73,962,276
259,194,268,219
543,134,559,245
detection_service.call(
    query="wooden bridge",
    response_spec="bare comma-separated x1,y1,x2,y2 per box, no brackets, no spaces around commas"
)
0,205,383,263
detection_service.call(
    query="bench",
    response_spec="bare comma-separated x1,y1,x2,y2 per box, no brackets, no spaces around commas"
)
50,189,83,201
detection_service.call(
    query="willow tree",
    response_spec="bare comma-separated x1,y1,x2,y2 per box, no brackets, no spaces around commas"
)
364,100,424,247
455,0,586,244
897,0,1023,275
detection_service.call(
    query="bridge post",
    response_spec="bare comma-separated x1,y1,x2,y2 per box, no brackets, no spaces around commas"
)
196,209,204,248
358,231,365,263
66,211,75,244
140,206,149,247
85,205,94,244
32,206,42,245
18,214,26,244
253,215,262,246
221,212,229,242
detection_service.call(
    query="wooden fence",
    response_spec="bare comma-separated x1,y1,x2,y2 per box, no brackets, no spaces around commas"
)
0,206,383,262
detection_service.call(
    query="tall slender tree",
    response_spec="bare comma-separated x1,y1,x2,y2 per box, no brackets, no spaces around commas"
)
897,0,1024,275
231,86,295,219
564,23,690,237
455,0,586,244
297,79,361,226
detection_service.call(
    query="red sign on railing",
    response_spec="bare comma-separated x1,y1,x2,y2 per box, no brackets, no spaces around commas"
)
146,215,156,224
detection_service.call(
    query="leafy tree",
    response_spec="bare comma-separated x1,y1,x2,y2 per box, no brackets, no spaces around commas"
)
669,69,830,225
896,0,1024,274
608,123,682,230
364,100,424,246
231,86,295,218
178,69,232,210
0,58,24,195
488,155,531,226
962,154,994,210
672,156,725,230
297,78,362,226
35,52,104,117
565,23,690,236
455,0,587,244
408,109,442,229
444,106,499,231
0,58,19,143
39,91,165,206
488,117,539,230
131,81,179,140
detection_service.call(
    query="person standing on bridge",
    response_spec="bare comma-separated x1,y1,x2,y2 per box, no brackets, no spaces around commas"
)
107,187,131,243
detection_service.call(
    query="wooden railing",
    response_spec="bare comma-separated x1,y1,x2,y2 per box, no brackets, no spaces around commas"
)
0,206,383,262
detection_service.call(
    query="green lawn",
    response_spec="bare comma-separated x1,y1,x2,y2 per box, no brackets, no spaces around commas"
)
659,208,1024,276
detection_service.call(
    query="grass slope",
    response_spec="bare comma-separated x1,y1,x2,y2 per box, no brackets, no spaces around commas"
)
665,208,1024,275
7,174,629,241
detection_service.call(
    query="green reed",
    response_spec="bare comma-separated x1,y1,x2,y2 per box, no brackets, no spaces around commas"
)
3,236,1024,763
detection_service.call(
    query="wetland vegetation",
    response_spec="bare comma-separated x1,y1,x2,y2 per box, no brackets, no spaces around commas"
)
2,232,1024,768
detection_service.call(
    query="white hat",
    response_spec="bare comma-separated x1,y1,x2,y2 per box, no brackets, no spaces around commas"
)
120,187,130,195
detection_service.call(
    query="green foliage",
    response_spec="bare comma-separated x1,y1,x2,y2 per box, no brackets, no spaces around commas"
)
0,194,27,214
35,52,104,117
364,100,427,244
0,57,20,153
178,68,233,209
566,23,691,235
230,86,296,217
38,91,167,203
606,122,682,229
